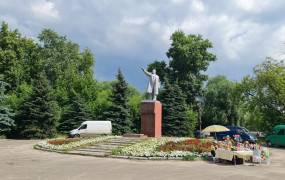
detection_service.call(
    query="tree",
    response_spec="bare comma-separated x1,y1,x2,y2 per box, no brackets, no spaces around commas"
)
160,79,197,136
0,22,38,91
0,22,145,138
57,90,92,134
88,81,113,119
37,29,97,107
239,58,285,132
167,31,216,105
202,76,239,127
0,79,15,136
128,86,143,133
103,69,132,135
15,73,57,138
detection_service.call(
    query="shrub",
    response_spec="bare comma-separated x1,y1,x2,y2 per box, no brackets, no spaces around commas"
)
182,154,196,161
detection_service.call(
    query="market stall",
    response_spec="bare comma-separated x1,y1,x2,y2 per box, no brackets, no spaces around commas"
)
215,148,253,165
202,125,270,165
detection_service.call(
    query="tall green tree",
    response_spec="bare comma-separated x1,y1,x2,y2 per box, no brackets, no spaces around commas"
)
160,79,197,136
57,90,92,134
15,73,57,138
128,86,143,133
0,22,38,91
103,69,132,135
240,58,285,132
0,79,15,136
202,76,239,127
37,29,97,107
167,31,216,105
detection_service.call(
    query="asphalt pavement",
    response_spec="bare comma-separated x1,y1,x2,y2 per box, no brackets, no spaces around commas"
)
0,139,284,180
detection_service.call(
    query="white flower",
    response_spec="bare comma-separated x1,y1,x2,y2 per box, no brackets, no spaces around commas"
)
115,137,196,157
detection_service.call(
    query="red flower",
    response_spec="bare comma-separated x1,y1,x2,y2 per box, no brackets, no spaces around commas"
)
159,138,213,153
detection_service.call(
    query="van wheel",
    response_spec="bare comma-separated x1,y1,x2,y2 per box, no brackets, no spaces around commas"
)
74,134,80,138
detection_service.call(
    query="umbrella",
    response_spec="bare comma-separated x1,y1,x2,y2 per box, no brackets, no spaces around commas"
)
202,125,230,139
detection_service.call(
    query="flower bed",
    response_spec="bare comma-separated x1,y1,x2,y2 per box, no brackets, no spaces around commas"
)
47,138,81,145
35,136,213,160
112,137,209,158
35,136,116,151
159,139,213,153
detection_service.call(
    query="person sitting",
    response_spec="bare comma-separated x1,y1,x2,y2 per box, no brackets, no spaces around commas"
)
211,141,219,162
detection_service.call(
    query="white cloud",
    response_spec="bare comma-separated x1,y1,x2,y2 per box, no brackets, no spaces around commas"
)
1,0,285,88
233,0,282,13
171,0,187,5
191,0,205,12
265,25,285,60
31,0,59,21
149,21,161,33
121,16,149,26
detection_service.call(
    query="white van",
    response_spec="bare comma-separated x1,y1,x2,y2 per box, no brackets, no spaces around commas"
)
69,121,112,137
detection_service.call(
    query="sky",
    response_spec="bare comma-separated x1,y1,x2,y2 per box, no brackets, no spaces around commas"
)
1,0,285,91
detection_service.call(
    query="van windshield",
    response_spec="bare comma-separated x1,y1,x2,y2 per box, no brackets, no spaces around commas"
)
78,124,87,130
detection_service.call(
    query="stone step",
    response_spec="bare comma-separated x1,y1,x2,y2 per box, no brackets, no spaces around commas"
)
112,137,144,141
123,133,147,138
84,146,119,149
107,141,142,144
102,140,137,143
76,148,112,153
91,144,125,147
68,137,146,157
99,142,136,146
108,140,142,143
70,151,109,157
93,145,122,148
100,142,136,146
84,146,122,151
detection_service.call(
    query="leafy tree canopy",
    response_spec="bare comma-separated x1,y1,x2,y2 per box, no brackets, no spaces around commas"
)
239,58,285,132
202,75,238,127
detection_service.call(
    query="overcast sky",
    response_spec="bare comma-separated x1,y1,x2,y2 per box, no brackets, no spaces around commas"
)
1,0,285,90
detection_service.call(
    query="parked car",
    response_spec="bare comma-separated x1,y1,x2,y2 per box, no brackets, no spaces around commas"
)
213,126,257,143
69,121,112,138
266,125,285,147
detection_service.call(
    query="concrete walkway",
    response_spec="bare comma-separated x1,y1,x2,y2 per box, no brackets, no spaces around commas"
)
0,139,285,180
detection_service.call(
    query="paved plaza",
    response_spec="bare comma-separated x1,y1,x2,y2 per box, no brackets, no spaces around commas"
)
0,139,285,180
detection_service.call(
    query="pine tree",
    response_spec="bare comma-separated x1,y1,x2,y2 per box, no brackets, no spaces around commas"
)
57,90,92,134
160,79,197,137
103,69,132,135
0,80,15,136
16,73,56,139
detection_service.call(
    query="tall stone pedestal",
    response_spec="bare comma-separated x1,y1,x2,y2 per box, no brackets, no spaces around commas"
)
140,100,162,138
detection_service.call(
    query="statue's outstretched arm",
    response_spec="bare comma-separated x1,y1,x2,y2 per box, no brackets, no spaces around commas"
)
141,68,151,76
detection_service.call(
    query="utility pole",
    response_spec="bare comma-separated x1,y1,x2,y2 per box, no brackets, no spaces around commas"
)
199,105,202,132
196,96,204,134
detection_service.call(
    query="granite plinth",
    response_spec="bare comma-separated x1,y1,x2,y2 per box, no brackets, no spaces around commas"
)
140,100,162,138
